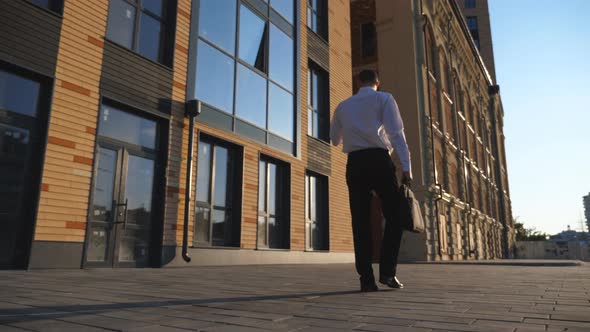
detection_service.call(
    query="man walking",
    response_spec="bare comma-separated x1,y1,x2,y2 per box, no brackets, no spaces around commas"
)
331,70,412,292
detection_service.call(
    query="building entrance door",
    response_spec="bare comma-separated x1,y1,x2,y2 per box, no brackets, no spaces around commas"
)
85,105,159,268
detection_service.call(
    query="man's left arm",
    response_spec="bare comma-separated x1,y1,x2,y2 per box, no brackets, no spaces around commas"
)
330,106,343,146
382,94,412,181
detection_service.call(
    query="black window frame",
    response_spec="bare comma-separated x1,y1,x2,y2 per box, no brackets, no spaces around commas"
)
27,0,63,14
105,0,177,67
360,22,376,58
307,61,329,142
190,0,299,156
304,171,329,251
0,62,53,269
464,0,476,9
307,0,328,40
193,133,243,248
257,155,290,250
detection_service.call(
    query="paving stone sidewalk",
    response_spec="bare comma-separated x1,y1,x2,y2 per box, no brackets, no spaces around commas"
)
1,262,589,332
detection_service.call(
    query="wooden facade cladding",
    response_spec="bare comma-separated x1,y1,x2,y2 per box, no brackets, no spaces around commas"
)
100,41,174,114
0,1,61,77
35,0,110,243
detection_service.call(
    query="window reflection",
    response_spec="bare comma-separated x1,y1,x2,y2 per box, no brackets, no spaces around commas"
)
138,13,162,62
194,138,240,247
106,0,136,49
270,0,294,23
238,5,267,72
235,64,267,128
269,24,293,91
195,40,235,113
0,70,40,117
198,0,237,54
99,105,157,149
268,83,293,141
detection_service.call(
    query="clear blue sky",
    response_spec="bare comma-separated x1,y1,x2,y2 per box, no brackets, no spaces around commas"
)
488,0,590,234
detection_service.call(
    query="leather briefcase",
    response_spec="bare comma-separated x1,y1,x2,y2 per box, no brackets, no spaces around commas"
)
398,185,425,233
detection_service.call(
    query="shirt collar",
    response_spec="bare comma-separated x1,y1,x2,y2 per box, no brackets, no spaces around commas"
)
358,86,377,94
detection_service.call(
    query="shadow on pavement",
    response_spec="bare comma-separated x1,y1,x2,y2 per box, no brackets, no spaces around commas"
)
0,289,367,324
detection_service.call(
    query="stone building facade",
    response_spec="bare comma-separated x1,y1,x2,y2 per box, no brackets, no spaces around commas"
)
351,0,514,261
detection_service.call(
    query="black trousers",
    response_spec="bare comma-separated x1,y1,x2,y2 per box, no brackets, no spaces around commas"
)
346,148,404,282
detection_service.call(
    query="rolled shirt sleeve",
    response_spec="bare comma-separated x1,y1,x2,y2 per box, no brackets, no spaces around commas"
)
382,94,411,173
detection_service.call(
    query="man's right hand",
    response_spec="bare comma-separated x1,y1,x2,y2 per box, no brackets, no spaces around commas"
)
402,172,412,187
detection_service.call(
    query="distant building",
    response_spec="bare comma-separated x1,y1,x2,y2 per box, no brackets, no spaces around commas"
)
584,193,590,232
350,0,514,261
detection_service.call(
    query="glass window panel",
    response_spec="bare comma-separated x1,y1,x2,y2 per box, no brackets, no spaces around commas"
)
311,71,318,109
106,0,136,49
195,40,235,113
30,0,51,9
0,70,40,117
195,206,210,243
92,148,117,222
0,124,30,215
213,146,229,207
270,0,293,23
98,106,157,149
125,155,154,227
258,160,266,212
143,0,163,16
310,175,316,221
198,0,236,54
307,108,312,136
257,215,267,247
118,228,149,262
268,163,277,215
86,226,111,262
235,64,267,128
211,209,227,246
238,5,267,72
196,142,212,202
268,83,294,141
138,13,162,62
269,24,294,92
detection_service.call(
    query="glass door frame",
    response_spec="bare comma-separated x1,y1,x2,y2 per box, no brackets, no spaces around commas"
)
83,100,167,268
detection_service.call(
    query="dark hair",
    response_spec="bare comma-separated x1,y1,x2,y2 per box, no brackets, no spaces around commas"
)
358,70,379,85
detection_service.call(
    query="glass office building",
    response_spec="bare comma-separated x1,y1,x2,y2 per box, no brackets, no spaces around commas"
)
0,0,352,269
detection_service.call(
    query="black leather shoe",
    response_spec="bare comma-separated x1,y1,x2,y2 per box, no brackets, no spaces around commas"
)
360,281,379,292
379,276,404,289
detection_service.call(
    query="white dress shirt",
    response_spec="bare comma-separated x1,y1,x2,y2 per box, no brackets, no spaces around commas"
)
330,86,411,173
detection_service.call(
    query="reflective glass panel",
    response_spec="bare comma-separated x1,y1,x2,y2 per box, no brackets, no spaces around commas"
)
196,141,212,203
0,70,40,117
213,146,229,207
198,0,236,54
92,147,117,222
238,5,267,72
118,228,149,262
235,64,267,128
270,0,293,23
195,206,210,243
211,209,227,246
143,0,164,16
125,154,154,227
99,106,157,149
268,83,293,141
258,160,266,212
138,13,162,62
195,40,235,113
106,0,136,49
268,163,276,215
269,24,293,91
